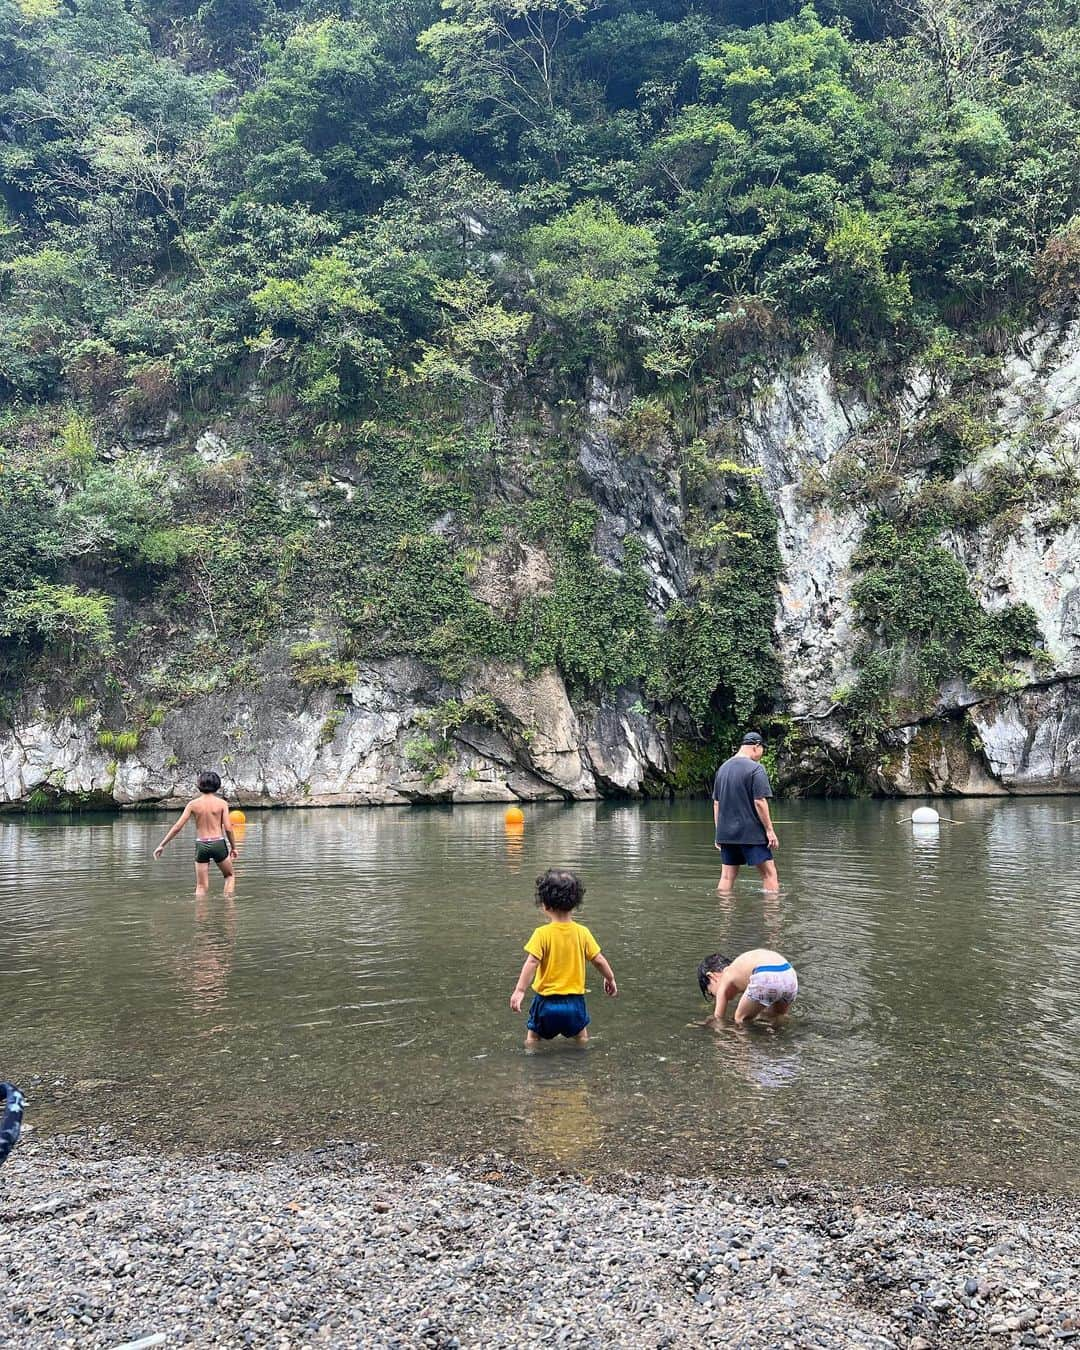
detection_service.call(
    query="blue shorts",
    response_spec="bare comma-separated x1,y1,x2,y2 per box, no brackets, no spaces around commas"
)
719,843,774,867
527,994,590,1040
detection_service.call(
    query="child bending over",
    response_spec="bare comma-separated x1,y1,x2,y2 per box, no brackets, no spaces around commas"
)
698,948,797,1026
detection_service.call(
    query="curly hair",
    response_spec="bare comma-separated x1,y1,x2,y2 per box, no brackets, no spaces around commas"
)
697,952,732,999
535,868,584,913
197,770,222,794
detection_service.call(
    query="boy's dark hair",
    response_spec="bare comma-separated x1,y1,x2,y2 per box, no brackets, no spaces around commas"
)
197,770,222,794
535,868,584,912
698,952,732,999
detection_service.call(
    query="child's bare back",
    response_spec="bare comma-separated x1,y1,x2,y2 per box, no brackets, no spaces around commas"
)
697,947,797,1025
188,794,230,839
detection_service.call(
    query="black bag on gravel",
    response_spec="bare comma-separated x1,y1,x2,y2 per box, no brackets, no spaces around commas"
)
0,1082,24,1166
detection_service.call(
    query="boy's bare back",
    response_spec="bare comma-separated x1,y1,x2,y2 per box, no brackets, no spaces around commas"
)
703,947,798,1025
724,948,787,991
188,793,230,839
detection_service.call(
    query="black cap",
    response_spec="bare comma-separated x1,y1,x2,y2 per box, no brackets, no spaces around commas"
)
741,731,763,745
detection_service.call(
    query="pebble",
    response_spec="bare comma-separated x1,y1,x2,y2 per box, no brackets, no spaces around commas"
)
0,1139,1077,1350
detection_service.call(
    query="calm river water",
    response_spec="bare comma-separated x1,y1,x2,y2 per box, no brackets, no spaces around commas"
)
2,798,1078,1190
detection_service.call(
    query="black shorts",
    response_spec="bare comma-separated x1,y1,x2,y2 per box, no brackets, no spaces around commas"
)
195,838,229,865
719,843,773,866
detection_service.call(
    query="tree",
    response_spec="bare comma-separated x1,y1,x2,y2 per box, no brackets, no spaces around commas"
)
219,18,418,214
524,200,659,365
418,0,600,165
891,0,1009,108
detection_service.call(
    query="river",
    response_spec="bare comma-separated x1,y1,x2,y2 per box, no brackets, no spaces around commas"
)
2,797,1078,1190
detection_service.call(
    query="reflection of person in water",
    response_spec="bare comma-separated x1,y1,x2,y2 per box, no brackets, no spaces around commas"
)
189,893,238,1015
714,884,782,947
513,1082,605,1166
707,1015,802,1090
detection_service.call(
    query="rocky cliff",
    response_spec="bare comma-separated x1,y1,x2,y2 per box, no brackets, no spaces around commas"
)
756,323,1080,796
3,322,1079,809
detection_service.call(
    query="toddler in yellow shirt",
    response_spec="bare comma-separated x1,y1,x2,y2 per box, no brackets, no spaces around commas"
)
509,869,617,1047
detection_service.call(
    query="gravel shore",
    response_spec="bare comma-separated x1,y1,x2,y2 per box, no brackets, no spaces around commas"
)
1,1135,1077,1349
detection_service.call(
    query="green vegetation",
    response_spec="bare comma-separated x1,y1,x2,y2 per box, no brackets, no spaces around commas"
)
846,519,1044,738
96,729,140,756
1,0,1077,783
289,642,358,691
404,693,501,781
318,708,346,746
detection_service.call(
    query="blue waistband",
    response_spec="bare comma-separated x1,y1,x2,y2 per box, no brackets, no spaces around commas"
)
752,962,791,973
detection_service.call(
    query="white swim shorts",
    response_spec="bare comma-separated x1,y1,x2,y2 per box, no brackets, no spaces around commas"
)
745,961,798,1009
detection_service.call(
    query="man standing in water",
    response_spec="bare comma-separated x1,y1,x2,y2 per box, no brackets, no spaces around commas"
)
712,732,779,892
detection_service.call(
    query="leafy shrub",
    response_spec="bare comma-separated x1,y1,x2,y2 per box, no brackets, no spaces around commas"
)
289,641,357,690
524,203,659,368
1035,216,1080,307
1,582,114,658
319,708,345,745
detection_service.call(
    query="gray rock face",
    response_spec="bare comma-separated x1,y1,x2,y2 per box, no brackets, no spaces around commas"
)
970,682,1080,791
579,374,689,605
743,355,871,718
0,649,672,809
745,327,1080,795
5,326,1080,806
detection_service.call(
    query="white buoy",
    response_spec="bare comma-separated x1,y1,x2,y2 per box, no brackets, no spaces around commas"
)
911,806,940,825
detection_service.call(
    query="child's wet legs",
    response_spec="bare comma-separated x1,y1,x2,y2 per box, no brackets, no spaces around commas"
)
218,856,236,895
194,861,210,896
733,993,765,1026
763,1000,791,1025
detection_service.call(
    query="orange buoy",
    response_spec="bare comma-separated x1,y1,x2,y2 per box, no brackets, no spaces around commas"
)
504,805,525,826
229,808,247,825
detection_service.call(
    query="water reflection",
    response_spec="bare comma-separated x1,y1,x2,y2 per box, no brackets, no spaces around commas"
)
188,895,238,1015
1,798,1079,1189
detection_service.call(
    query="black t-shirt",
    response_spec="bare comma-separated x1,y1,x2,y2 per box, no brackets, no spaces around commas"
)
712,754,772,845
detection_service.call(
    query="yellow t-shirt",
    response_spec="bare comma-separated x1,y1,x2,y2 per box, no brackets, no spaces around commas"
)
524,920,601,996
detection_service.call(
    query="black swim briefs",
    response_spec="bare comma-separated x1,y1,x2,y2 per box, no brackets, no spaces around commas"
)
195,837,229,864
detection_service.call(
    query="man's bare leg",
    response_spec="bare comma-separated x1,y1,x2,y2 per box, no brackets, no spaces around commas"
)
218,856,236,896
194,861,210,896
718,863,741,893
756,860,779,893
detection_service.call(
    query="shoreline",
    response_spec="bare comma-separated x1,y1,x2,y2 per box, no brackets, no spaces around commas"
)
5,788,1080,816
2,1138,1077,1349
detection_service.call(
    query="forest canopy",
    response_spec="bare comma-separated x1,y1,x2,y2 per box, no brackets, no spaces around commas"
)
2,0,1079,409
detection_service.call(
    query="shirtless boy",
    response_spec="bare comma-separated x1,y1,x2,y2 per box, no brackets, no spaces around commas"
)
153,771,237,895
697,948,797,1026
